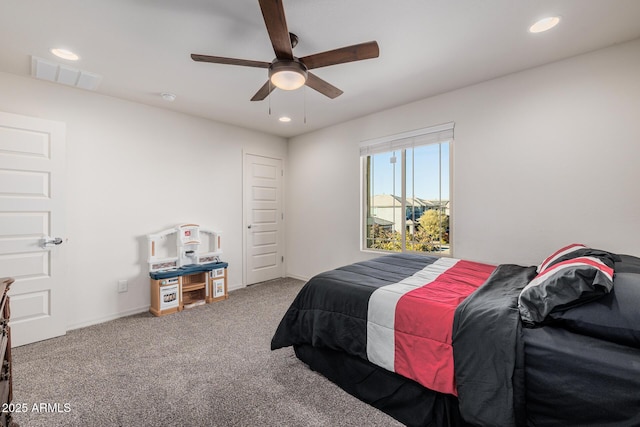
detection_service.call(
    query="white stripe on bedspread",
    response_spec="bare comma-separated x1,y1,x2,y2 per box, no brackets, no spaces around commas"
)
366,257,460,371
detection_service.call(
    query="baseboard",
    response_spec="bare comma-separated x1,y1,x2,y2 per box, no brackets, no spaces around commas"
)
228,282,245,292
285,273,310,282
66,280,288,332
66,306,150,331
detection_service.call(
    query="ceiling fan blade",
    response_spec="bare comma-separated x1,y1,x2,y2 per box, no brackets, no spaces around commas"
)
191,54,270,68
300,41,379,70
258,0,293,59
305,73,343,99
250,80,276,101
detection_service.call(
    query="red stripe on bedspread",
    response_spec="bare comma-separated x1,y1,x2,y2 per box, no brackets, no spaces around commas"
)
394,260,496,396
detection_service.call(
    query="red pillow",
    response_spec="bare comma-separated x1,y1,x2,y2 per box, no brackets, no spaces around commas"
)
536,243,587,273
520,254,615,325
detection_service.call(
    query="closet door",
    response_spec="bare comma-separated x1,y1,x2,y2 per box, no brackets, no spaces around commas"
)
244,153,284,285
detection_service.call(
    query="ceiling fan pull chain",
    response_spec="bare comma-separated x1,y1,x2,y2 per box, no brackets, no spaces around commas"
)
268,80,272,115
304,85,307,124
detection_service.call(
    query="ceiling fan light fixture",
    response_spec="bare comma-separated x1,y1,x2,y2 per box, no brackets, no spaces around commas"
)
269,59,308,91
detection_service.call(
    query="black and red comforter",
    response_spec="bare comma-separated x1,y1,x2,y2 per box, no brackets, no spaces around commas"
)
272,253,640,426
452,263,537,426
271,254,496,396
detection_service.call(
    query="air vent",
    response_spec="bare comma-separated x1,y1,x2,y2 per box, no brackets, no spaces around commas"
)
31,56,102,91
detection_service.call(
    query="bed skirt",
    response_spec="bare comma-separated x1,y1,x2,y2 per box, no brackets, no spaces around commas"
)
293,344,468,427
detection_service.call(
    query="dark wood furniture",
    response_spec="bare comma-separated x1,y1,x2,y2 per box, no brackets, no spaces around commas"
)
0,277,15,427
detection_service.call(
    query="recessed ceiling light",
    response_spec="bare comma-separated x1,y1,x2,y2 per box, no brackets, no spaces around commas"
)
278,116,292,123
50,48,79,61
529,16,561,33
160,92,176,102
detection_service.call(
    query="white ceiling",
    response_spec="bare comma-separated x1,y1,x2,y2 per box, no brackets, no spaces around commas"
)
2,1,640,138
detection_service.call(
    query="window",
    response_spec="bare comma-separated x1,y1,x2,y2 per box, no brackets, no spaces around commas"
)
361,123,453,255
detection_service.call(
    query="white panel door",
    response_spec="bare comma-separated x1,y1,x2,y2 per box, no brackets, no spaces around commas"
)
244,153,283,284
0,111,66,347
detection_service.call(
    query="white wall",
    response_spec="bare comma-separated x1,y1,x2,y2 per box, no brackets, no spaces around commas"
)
0,72,286,329
286,38,640,280
3,37,639,329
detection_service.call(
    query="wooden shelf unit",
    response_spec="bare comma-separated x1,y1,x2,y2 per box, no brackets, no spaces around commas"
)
181,272,207,307
149,264,228,316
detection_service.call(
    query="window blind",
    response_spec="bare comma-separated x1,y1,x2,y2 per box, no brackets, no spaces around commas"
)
359,121,454,157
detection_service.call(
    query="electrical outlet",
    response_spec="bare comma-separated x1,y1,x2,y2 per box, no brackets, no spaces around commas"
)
117,279,128,293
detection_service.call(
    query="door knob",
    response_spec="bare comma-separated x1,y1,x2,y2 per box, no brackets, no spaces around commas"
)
41,236,63,248
247,224,252,229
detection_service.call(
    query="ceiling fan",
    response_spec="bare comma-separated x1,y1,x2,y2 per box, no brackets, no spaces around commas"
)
191,0,380,101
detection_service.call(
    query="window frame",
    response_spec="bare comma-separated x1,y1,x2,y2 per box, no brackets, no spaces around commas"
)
359,122,454,256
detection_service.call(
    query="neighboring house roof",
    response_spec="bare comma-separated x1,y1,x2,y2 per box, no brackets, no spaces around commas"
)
367,217,394,226
407,197,433,208
426,199,449,207
371,194,404,207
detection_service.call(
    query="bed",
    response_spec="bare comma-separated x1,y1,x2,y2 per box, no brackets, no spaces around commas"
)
271,247,640,426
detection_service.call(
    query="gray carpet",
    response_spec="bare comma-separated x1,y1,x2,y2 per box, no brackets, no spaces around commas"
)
11,277,402,426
